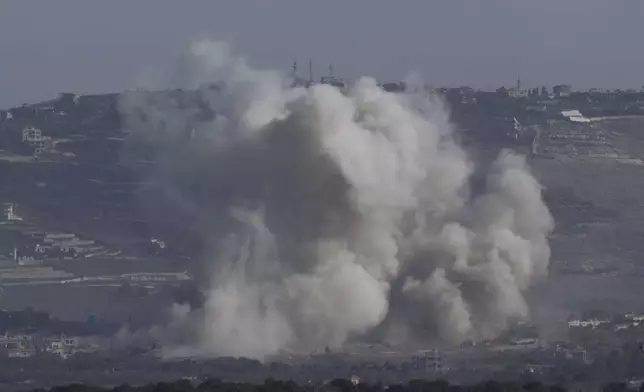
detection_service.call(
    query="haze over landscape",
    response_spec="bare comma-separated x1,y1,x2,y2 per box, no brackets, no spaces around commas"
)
1,0,644,107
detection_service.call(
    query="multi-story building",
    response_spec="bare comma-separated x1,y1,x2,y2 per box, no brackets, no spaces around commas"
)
0,333,36,358
44,334,78,359
411,349,445,374
3,203,22,221
21,125,46,155
553,84,573,98
22,125,43,143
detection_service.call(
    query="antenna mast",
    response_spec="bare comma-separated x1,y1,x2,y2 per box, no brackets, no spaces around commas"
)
291,61,298,78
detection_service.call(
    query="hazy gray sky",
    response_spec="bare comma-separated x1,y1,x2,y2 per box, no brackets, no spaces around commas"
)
1,0,642,108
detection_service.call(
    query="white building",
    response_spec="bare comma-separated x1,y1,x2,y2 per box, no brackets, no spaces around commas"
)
22,125,43,143
151,238,166,249
0,333,35,358
3,203,22,221
567,318,609,328
45,334,78,359
625,313,644,322
44,233,76,241
561,110,592,123
21,125,47,155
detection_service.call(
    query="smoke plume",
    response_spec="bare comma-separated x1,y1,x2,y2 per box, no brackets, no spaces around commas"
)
119,40,554,359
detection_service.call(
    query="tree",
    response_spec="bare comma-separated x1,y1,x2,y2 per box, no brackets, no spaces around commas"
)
482,380,504,392
112,385,136,392
603,383,627,392
198,379,223,391
49,384,104,392
524,381,545,392
330,379,355,392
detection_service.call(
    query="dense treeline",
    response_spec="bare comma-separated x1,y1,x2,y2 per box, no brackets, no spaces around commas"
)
0,308,117,336
32,378,640,392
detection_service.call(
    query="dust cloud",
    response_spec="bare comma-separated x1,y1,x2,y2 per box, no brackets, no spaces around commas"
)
118,40,554,360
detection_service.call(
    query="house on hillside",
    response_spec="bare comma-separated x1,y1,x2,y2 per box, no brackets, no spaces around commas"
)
0,333,36,358
44,334,78,359
21,125,51,156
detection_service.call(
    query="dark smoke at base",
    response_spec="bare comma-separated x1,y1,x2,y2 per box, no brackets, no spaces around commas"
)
117,41,554,360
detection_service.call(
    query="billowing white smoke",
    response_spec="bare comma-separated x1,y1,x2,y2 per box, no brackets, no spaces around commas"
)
119,40,554,359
